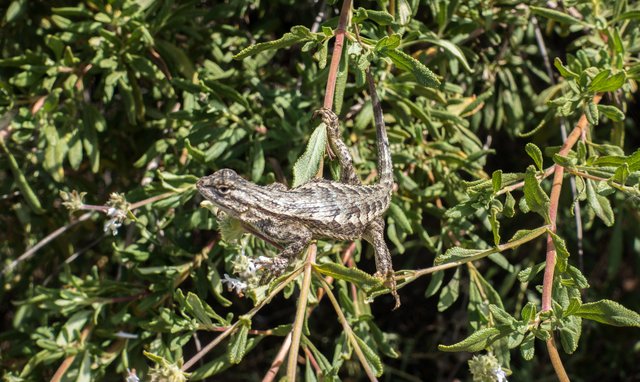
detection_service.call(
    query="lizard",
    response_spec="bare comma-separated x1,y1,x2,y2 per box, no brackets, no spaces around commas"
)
196,70,399,308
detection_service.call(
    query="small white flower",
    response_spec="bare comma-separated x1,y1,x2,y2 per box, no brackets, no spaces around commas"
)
221,273,247,294
125,369,140,382
495,367,508,382
104,207,127,236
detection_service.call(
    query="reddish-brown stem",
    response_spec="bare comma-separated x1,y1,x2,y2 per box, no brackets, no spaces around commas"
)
323,0,352,109
50,325,92,382
541,94,601,312
262,332,292,382
541,94,602,382
546,338,571,382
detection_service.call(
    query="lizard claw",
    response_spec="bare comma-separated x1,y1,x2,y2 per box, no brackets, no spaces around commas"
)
374,271,401,310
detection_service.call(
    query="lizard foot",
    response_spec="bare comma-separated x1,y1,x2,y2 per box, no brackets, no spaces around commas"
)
255,257,290,283
374,270,401,310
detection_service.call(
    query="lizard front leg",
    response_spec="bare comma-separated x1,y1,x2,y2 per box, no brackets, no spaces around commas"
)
314,108,361,186
249,217,313,276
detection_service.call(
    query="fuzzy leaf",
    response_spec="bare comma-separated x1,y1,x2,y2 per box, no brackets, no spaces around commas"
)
438,327,501,352
292,123,327,187
525,143,544,172
523,166,550,222
585,179,614,226
228,319,250,364
234,26,314,60
572,300,640,327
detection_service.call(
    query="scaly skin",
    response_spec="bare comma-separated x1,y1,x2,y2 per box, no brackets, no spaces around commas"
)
197,69,399,307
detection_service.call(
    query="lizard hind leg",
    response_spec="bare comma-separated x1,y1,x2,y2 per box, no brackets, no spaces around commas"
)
364,218,400,309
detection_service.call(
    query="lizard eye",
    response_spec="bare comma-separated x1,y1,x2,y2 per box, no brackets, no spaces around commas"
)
217,185,231,194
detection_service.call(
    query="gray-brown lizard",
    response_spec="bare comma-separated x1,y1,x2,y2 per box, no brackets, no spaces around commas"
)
197,70,399,307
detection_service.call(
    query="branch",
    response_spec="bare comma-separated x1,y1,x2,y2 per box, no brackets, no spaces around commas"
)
323,0,352,110
541,94,602,382
318,275,379,381
286,246,317,381
182,266,305,371
541,94,602,312
2,212,93,276
262,332,292,382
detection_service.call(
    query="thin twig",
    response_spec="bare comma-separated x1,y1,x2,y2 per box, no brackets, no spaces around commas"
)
2,212,93,276
262,332,292,382
532,15,584,271
546,337,571,382
50,324,93,382
182,266,305,371
496,166,556,196
318,275,379,381
286,246,317,381
398,226,549,289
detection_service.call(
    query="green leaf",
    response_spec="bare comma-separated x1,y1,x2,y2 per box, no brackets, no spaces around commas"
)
489,304,517,326
292,122,327,187
228,319,251,364
572,299,640,327
184,138,205,162
530,6,589,26
503,192,516,218
396,0,412,25
352,7,394,25
250,140,265,182
388,202,413,234
185,292,213,326
597,104,625,121
313,263,381,288
525,143,544,172
521,302,537,322
67,130,83,171
585,179,614,226
547,230,570,273
489,205,501,247
354,335,384,377
378,48,440,87
554,58,578,79
492,170,502,193
588,72,625,93
234,26,314,60
438,327,501,352
82,104,103,172
434,247,491,265
518,262,546,282
134,139,171,168
4,0,27,23
1,139,45,214
424,37,474,73
585,100,599,125
334,44,348,113
552,153,576,169
424,271,444,298
523,166,550,222
438,269,460,312
558,315,582,354
520,333,535,360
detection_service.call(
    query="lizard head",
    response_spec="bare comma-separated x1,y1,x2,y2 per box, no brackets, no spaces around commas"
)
197,169,249,215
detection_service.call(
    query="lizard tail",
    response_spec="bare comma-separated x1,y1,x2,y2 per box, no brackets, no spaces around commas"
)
366,70,394,189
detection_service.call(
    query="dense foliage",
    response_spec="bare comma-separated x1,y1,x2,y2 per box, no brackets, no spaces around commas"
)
1,0,639,381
